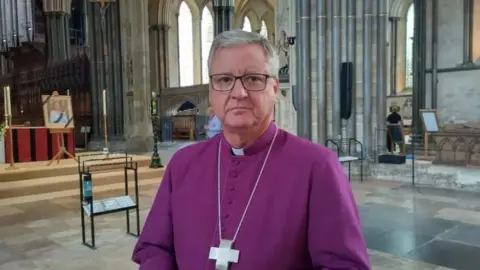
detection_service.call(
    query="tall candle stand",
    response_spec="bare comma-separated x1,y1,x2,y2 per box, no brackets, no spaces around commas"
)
5,114,17,170
102,89,109,158
103,113,109,157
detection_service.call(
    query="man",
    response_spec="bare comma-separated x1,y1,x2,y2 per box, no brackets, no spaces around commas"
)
132,30,370,270
386,106,402,152
205,107,222,139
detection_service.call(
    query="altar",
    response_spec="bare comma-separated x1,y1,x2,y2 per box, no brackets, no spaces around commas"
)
4,127,75,163
1,88,76,165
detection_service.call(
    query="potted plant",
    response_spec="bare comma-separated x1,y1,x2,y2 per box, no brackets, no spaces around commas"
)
0,122,6,164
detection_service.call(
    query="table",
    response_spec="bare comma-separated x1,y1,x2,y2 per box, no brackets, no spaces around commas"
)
339,156,363,182
4,127,75,163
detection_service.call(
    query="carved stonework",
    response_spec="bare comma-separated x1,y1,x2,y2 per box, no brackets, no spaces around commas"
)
432,122,480,166
275,0,290,82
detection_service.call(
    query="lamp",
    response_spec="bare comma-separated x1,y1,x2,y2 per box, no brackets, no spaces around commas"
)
150,91,163,168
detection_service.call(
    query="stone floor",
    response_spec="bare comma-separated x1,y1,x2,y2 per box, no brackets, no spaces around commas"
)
2,178,480,269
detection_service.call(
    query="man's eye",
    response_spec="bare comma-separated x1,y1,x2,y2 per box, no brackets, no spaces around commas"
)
216,77,232,83
245,76,263,82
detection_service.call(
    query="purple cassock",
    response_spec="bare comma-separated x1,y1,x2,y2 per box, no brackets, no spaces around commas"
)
132,122,371,270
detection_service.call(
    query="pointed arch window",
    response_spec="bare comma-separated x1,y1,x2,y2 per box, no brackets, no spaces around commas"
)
201,7,214,84
178,2,194,86
242,17,252,32
260,20,268,38
405,4,414,89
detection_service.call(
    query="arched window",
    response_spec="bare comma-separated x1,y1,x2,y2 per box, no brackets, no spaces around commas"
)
201,7,214,84
260,20,268,38
242,17,252,32
178,2,194,86
405,4,414,89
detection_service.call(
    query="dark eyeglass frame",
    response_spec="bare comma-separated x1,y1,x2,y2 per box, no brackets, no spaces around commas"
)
209,73,275,92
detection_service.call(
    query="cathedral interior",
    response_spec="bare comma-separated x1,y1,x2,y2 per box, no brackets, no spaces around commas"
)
1,0,480,269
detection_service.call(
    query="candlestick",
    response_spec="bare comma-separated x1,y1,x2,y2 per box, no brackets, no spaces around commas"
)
3,86,7,117
102,89,107,115
5,86,11,117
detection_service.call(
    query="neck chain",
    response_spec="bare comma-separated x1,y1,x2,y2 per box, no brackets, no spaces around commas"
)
216,127,279,242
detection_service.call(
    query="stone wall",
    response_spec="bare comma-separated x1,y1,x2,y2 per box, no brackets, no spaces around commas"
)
424,0,480,123
278,0,480,150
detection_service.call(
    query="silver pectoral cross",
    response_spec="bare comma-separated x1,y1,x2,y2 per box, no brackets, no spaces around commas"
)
209,239,240,270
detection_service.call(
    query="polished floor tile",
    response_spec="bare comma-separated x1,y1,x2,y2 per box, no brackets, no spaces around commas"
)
365,229,434,257
1,178,480,269
406,240,480,270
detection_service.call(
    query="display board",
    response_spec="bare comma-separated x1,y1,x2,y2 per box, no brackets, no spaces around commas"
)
420,109,439,132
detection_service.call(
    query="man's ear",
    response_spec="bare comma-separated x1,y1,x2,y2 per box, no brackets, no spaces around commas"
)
273,78,279,94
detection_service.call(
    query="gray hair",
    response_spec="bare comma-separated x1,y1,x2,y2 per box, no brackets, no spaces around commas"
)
207,29,279,78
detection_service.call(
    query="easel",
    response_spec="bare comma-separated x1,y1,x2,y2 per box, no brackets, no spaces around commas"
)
48,128,77,165
419,109,440,158
46,90,78,165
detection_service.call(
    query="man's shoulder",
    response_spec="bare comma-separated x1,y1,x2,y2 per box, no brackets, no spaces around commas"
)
282,131,338,164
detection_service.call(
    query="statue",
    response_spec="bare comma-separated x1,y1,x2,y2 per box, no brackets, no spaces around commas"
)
276,30,289,76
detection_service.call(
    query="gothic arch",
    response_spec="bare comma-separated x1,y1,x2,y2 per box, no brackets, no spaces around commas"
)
235,0,273,33
240,9,261,31
172,0,201,19
198,0,213,12
389,0,413,18
260,11,274,40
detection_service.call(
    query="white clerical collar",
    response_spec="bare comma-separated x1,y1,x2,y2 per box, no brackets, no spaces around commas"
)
231,147,245,156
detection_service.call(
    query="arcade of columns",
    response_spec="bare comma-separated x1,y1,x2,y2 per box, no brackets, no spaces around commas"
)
9,0,479,153
278,0,480,155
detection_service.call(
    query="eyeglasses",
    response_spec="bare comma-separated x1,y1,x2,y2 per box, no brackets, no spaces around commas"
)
209,74,273,92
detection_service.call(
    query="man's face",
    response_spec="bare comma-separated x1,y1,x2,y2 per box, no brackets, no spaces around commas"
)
208,44,279,129
51,101,60,111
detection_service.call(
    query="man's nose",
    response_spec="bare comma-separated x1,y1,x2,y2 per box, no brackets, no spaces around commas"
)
230,79,248,99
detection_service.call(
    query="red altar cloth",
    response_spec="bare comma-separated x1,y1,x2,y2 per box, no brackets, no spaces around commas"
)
4,127,75,163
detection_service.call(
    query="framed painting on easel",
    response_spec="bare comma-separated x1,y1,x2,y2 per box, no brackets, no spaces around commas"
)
42,91,76,165
42,94,75,129
420,109,440,157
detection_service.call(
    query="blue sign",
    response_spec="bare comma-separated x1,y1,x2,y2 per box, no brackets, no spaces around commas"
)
82,174,92,201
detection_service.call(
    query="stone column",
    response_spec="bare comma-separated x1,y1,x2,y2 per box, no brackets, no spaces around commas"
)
463,0,474,64
192,17,202,84
375,0,387,151
213,0,234,36
346,0,357,140
389,17,399,95
329,0,341,140
431,0,438,108
43,0,72,62
412,0,427,134
150,24,170,105
119,0,153,152
296,0,312,140
86,0,125,149
316,0,327,144
362,0,373,154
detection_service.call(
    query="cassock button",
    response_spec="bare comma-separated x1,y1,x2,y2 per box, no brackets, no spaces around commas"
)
230,171,238,178
227,200,233,205
229,185,235,191
233,160,240,165
223,213,230,218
